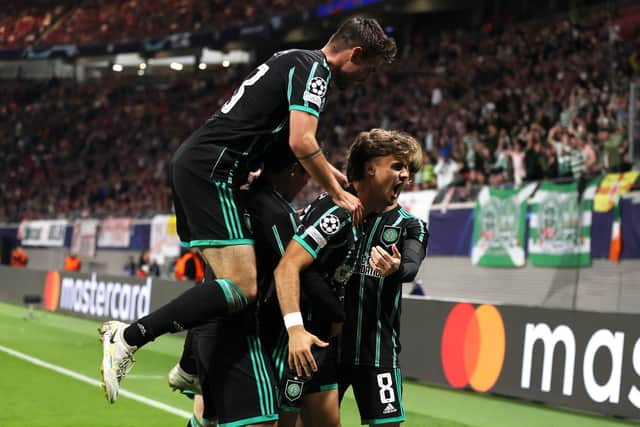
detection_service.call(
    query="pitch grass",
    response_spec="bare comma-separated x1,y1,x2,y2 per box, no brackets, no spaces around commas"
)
0,302,634,427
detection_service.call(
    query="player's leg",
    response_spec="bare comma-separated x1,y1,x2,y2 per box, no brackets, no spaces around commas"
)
351,366,405,426
212,312,278,427
187,395,215,427
99,150,257,403
169,330,201,395
301,389,340,427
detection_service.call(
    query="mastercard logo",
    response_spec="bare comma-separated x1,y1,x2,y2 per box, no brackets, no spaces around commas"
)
441,303,505,392
43,271,61,312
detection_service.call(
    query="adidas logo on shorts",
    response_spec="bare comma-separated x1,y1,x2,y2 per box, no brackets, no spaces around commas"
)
382,403,397,415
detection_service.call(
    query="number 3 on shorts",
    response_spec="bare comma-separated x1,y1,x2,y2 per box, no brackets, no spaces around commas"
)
221,64,270,113
377,372,395,404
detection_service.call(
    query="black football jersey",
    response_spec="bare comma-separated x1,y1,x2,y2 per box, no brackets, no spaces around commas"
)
341,206,428,368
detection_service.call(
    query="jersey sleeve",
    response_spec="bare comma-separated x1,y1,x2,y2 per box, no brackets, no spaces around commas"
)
404,217,429,250
287,52,331,118
388,217,429,283
293,203,351,260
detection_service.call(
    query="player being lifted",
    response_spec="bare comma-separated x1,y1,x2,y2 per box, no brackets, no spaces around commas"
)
168,138,343,427
274,129,422,427
98,18,396,404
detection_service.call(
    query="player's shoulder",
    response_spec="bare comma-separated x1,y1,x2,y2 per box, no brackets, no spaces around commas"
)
395,207,428,228
271,49,326,68
304,192,352,224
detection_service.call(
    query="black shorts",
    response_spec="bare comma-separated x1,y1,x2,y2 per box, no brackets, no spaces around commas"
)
192,311,278,425
280,337,339,414
171,143,253,247
338,366,405,425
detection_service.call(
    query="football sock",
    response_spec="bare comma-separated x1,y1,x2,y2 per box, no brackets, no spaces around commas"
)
178,330,197,375
123,278,248,348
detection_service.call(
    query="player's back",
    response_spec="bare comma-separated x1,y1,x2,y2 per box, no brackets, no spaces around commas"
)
185,49,330,151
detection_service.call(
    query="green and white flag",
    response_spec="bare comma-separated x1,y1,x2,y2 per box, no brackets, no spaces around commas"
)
528,180,597,267
471,183,537,267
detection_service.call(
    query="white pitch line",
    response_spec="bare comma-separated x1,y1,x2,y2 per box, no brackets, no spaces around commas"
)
0,344,190,419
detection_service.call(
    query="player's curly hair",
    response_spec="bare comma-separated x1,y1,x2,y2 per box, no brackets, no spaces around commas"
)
347,129,422,182
328,17,397,64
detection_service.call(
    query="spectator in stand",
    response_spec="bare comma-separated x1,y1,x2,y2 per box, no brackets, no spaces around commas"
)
138,250,160,277
434,154,459,189
123,255,136,276
64,252,81,272
0,7,638,212
510,140,526,187
548,124,573,179
603,123,628,172
524,133,544,182
415,152,436,190
10,245,28,267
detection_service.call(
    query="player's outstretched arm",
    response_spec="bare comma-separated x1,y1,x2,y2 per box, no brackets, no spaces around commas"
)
289,110,363,224
275,239,329,377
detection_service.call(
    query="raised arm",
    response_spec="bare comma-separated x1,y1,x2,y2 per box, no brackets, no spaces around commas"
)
289,110,363,223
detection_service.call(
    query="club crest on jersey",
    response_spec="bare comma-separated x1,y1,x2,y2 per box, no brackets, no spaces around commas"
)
381,225,401,246
285,380,304,401
320,214,340,235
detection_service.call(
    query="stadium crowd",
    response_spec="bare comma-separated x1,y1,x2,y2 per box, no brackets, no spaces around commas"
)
1,0,323,48
1,10,638,222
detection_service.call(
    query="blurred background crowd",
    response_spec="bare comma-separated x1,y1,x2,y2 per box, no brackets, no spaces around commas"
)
1,0,639,222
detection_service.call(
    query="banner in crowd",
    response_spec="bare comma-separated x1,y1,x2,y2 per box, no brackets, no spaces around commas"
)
609,199,623,263
149,215,181,265
71,219,99,258
529,181,597,267
97,217,133,248
17,219,68,247
398,190,437,223
594,171,639,212
471,184,537,267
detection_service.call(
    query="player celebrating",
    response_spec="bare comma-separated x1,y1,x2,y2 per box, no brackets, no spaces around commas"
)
98,17,396,404
274,129,421,426
338,163,429,426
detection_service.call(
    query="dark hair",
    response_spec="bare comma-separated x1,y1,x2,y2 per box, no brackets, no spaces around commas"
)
347,129,422,181
328,17,396,64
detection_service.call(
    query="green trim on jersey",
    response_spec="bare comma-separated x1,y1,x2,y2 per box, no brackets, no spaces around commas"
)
304,61,319,108
287,66,295,104
395,367,406,418
355,216,382,364
280,405,302,414
247,336,275,416
319,383,338,391
218,414,279,427
293,235,318,259
272,225,285,255
218,279,248,312
214,181,245,240
289,105,319,117
189,414,204,427
181,238,253,248
272,329,288,383
288,212,298,233
375,276,385,367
